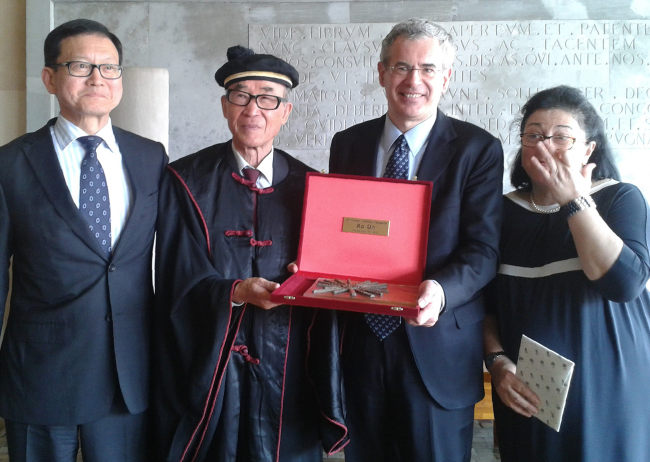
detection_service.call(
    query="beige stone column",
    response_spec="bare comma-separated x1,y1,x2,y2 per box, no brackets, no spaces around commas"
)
111,67,170,152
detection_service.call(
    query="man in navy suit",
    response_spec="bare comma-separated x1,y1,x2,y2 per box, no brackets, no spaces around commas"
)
329,18,503,462
0,19,167,461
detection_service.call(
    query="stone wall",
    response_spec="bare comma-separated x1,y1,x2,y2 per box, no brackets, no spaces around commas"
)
26,0,650,195
251,21,650,187
0,0,26,145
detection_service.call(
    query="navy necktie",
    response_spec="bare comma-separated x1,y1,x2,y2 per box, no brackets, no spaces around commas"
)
383,134,409,180
365,135,410,340
78,136,111,257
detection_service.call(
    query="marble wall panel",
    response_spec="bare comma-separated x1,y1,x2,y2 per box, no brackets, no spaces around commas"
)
54,2,152,65
251,21,650,195
148,2,250,155
26,1,650,196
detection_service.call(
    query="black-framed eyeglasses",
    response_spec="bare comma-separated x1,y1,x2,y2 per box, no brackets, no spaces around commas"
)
226,89,287,110
388,64,440,79
520,133,577,149
50,61,123,79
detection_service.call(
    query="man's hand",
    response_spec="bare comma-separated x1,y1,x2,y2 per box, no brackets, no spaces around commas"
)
286,261,298,274
406,280,444,327
232,277,281,310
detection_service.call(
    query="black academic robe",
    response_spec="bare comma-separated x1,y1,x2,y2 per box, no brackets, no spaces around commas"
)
153,141,348,462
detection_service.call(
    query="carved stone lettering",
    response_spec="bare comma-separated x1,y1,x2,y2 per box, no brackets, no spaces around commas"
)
250,21,650,195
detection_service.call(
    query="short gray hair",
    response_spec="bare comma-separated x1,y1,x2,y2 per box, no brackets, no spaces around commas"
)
380,18,456,69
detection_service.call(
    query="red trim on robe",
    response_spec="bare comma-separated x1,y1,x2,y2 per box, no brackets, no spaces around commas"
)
170,165,252,461
231,172,275,194
224,229,253,237
275,306,292,462
322,416,351,455
250,238,273,247
168,166,212,257
170,166,305,460
181,280,247,462
232,344,261,365
305,312,350,455
228,173,275,248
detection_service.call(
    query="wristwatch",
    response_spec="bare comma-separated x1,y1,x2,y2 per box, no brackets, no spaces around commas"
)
484,351,507,371
562,195,596,218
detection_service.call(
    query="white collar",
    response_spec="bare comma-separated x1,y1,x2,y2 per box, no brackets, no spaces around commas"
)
381,113,437,156
232,147,274,185
52,115,119,153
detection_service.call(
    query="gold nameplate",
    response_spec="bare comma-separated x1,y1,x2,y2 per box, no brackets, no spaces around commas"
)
342,217,390,236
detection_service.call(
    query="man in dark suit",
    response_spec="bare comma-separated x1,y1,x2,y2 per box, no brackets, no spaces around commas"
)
329,18,503,462
0,19,167,461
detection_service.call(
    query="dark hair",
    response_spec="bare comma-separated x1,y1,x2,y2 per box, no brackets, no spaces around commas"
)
510,85,620,190
44,19,123,66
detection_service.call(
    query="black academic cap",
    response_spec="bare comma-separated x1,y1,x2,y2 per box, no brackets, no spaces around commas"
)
214,45,299,89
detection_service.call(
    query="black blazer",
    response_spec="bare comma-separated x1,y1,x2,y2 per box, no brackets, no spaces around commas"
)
329,110,504,409
0,118,168,425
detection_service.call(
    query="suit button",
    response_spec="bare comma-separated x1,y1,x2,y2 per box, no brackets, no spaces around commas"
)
108,264,116,272
105,315,112,322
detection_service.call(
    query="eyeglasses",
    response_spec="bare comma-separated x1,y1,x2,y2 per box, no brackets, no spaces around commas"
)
520,133,577,149
51,61,123,79
388,64,440,79
226,89,287,110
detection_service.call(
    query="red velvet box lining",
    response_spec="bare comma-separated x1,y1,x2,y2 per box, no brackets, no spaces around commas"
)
271,173,431,316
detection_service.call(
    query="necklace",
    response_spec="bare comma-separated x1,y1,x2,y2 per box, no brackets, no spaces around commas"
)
529,192,560,214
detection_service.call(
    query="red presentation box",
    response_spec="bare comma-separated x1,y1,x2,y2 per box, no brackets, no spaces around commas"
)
271,172,432,317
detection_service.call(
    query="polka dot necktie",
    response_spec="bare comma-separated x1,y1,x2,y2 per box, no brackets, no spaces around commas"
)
365,134,409,340
78,136,111,257
383,134,410,180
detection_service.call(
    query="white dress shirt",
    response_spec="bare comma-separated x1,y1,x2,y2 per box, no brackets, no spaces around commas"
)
376,114,437,179
50,116,132,247
233,148,274,188
377,113,446,313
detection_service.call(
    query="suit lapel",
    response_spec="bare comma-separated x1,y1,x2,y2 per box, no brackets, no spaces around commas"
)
24,120,107,257
347,116,384,176
113,128,142,256
415,110,457,184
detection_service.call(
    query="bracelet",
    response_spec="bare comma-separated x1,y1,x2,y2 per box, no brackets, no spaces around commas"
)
484,351,507,371
562,195,596,218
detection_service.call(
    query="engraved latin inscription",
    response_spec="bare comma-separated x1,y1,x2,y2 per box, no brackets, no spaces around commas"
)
250,21,650,196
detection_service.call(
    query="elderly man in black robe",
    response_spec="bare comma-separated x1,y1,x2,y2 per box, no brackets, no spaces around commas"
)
153,46,348,462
